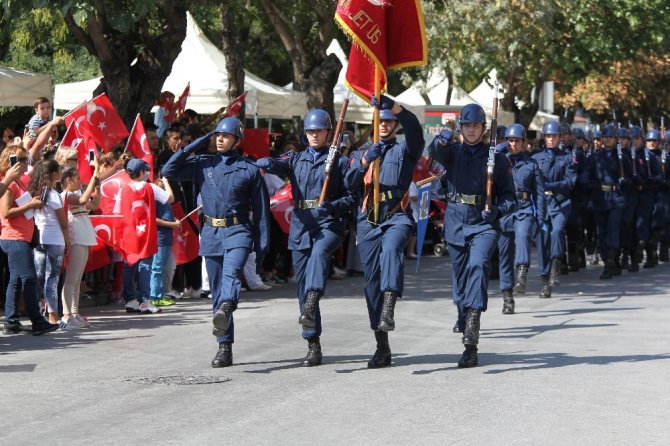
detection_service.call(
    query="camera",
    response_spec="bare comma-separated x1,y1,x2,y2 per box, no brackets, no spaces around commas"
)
9,154,18,167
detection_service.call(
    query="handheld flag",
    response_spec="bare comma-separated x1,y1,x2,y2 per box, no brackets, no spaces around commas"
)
125,114,155,180
175,82,190,117
63,93,129,152
415,182,432,271
224,91,248,118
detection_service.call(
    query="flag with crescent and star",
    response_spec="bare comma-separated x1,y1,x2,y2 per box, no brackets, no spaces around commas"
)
64,93,129,152
125,114,155,181
171,202,200,265
224,91,248,118
85,215,125,272
335,0,428,102
118,182,158,266
61,122,96,184
174,83,190,118
99,169,131,215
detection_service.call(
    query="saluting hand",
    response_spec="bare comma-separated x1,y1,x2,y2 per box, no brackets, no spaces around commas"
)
438,129,453,146
371,94,395,111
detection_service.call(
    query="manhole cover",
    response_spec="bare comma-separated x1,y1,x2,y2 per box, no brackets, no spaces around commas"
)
127,375,231,385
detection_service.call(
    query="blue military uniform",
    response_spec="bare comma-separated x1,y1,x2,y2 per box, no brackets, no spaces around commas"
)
257,137,355,344
161,123,270,367
566,131,590,271
427,104,515,367
618,131,639,271
650,131,670,264
346,107,424,336
633,142,663,267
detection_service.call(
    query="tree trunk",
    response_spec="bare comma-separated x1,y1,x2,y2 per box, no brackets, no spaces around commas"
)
517,79,543,129
445,71,454,105
220,2,246,121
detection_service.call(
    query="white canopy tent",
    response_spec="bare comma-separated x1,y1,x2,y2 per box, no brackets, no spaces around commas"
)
0,65,52,106
54,12,306,118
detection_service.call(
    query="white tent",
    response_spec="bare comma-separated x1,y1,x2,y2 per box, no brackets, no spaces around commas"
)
0,65,52,106
54,12,306,118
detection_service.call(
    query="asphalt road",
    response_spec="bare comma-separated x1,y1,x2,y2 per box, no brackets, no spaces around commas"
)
2,255,669,445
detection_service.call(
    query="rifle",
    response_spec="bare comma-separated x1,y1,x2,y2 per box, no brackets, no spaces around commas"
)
319,94,350,204
485,82,499,212
613,110,624,180
661,116,666,175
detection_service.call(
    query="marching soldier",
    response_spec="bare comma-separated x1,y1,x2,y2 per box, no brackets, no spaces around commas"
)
618,128,639,272
533,121,576,297
161,117,270,368
256,110,355,367
580,124,631,279
566,127,589,271
428,103,515,368
496,124,546,314
345,94,424,368
648,129,667,267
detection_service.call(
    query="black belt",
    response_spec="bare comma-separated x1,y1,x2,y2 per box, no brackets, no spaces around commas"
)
637,185,644,191
516,191,530,201
449,194,483,205
204,215,246,228
366,202,404,225
600,184,618,192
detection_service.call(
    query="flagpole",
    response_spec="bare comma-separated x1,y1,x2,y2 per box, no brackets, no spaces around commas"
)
179,205,203,223
123,114,140,154
372,66,381,224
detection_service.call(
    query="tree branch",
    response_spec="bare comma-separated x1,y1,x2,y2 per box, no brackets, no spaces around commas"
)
63,11,96,56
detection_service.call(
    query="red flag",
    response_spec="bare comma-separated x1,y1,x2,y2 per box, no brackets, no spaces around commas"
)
85,215,125,272
238,128,270,160
99,170,131,215
224,91,248,118
61,123,96,183
174,83,190,117
270,182,293,234
335,0,427,102
171,203,200,265
125,114,155,181
63,93,129,152
118,182,157,265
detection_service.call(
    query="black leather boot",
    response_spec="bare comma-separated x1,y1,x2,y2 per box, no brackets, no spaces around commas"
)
211,342,233,368
620,249,630,270
367,331,392,368
302,337,322,367
568,249,580,272
502,289,515,314
635,240,645,264
643,242,658,268
560,255,569,275
453,320,463,333
513,265,528,294
212,301,234,336
378,291,398,331
539,276,551,298
611,249,622,276
660,242,669,262
549,259,561,286
627,249,639,272
458,345,478,368
299,291,321,329
462,308,481,346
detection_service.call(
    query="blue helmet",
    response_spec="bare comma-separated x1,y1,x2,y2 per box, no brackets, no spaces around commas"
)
593,130,602,139
505,123,526,139
573,128,586,139
560,123,572,135
543,121,560,135
460,104,486,125
496,125,507,139
379,109,397,121
602,124,618,138
646,129,660,141
618,128,630,139
630,126,643,138
215,117,244,139
304,109,332,130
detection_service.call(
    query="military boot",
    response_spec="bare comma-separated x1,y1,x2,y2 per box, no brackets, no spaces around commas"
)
211,342,233,368
539,276,551,298
627,249,639,272
458,345,478,368
367,331,392,368
643,242,658,268
378,291,398,331
501,289,515,315
568,249,580,272
212,301,234,336
513,265,528,294
611,249,622,276
549,259,561,286
620,249,630,270
578,245,587,269
302,337,322,367
453,320,463,333
461,308,481,345
635,240,645,264
560,255,569,275
660,242,669,262
299,291,321,329
599,262,613,280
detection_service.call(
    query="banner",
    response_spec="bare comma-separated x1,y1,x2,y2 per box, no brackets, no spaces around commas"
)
64,93,129,152
415,182,432,272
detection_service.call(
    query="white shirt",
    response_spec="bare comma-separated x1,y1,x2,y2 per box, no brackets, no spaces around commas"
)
35,189,65,245
129,181,170,204
61,190,97,246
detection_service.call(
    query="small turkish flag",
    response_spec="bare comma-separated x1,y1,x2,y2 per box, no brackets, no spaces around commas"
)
63,93,129,152
125,114,155,180
61,123,95,183
86,215,125,272
174,83,190,117
119,182,157,265
171,202,200,265
224,91,247,118
99,170,131,215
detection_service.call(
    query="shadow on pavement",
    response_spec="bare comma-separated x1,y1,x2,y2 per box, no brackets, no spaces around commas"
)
481,319,618,339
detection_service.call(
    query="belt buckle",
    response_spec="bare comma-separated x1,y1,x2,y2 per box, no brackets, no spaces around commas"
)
462,195,476,205
545,191,553,196
304,200,318,209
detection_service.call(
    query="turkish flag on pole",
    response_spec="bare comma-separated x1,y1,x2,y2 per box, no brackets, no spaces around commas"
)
119,182,158,265
224,91,248,118
171,202,200,265
63,93,129,152
85,215,125,272
335,0,427,102
174,83,190,117
125,114,155,181
61,123,96,183
99,170,131,215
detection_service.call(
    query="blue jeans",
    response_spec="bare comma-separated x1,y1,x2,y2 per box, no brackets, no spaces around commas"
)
34,244,65,314
150,244,172,299
0,239,41,323
122,257,152,303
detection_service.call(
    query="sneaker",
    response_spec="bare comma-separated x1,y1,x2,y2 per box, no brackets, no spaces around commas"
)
65,316,86,328
139,300,162,314
200,290,211,299
72,314,91,328
333,266,347,276
163,290,181,300
191,288,201,298
31,319,59,336
152,298,176,307
2,321,23,335
125,299,141,313
181,287,193,299
249,283,272,291
58,319,78,331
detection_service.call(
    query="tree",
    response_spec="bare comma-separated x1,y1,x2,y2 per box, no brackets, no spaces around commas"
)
220,1,245,117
